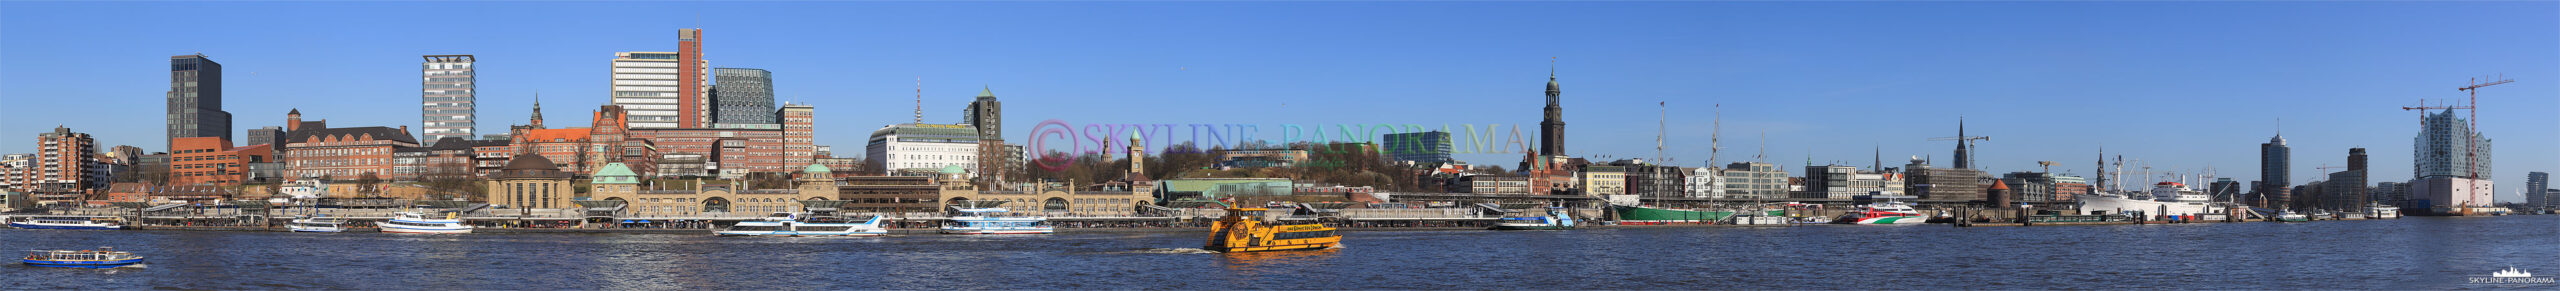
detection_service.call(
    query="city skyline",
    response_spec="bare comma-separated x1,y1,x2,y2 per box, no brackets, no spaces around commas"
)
2,2,2555,202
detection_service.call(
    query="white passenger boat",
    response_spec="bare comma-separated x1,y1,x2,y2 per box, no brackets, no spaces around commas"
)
287,215,347,233
2075,182,2227,218
940,207,1054,234
1834,201,1929,224
8,217,123,230
1834,193,1930,225
715,212,889,237
380,212,473,234
2369,204,2402,219
1491,207,1578,230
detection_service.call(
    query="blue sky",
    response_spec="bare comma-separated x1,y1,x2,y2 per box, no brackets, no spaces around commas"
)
3,1,2554,201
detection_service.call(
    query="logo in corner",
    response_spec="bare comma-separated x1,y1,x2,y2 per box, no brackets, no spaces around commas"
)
2493,267,2534,278
2470,266,2556,286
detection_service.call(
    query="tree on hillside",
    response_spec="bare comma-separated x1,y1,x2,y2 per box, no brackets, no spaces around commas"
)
419,160,480,201
741,172,793,189
356,173,383,198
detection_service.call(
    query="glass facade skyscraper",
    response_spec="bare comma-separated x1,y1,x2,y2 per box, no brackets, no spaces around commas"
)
712,67,774,125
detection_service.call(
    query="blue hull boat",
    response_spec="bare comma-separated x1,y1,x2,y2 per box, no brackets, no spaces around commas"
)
8,221,122,230
23,258,145,268
23,249,145,268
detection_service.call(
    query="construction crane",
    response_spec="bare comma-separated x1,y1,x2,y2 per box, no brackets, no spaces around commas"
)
2036,161,2057,173
1928,117,1990,169
2400,75,2512,215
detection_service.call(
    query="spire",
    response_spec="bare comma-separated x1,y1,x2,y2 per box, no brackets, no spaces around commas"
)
1539,58,1567,157
2271,118,2286,144
1545,58,1561,99
530,92,545,128
1953,117,1970,169
978,85,994,98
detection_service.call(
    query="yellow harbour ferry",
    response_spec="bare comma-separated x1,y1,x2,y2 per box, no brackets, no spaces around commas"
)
1205,207,1341,253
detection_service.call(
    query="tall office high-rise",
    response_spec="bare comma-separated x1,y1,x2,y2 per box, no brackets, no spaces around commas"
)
167,54,231,149
2527,172,2548,209
2259,133,2291,207
422,55,476,145
2320,148,2370,211
612,29,710,129
963,87,1002,140
712,67,774,125
677,28,706,128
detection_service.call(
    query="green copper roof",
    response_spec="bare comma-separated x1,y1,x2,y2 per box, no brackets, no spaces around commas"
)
804,163,832,174
940,164,966,174
594,163,639,184
978,86,994,98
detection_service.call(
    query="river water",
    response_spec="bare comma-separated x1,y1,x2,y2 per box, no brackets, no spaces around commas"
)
4,216,2553,290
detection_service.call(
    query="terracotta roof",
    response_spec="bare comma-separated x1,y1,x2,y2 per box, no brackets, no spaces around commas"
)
517,128,591,142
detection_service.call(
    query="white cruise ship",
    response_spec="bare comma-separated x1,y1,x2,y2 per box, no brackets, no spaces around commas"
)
2076,182,2226,218
715,213,889,237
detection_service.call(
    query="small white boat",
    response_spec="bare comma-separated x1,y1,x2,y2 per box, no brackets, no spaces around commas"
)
940,207,1054,234
1491,207,1578,230
2274,210,2309,222
287,215,347,233
380,212,473,234
9,218,123,230
715,213,889,237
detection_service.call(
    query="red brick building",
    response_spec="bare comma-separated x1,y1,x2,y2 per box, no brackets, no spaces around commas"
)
622,104,813,179
170,136,272,186
4,126,106,204
282,123,420,180
104,183,152,203
780,104,815,170
2055,181,2091,202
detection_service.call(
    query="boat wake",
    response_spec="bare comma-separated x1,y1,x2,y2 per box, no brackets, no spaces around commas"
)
1123,248,1220,254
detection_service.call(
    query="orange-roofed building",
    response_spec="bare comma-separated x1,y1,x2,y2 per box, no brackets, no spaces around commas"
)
512,128,595,174
502,104,656,177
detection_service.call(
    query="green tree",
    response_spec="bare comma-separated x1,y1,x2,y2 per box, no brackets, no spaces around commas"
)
356,173,383,198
